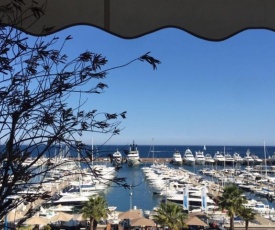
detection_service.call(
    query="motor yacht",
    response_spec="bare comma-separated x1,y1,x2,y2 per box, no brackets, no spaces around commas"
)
171,150,183,165
195,151,205,165
165,186,215,210
213,151,225,165
124,141,140,166
182,148,195,165
111,150,123,166
224,153,234,165
233,152,243,164
205,154,215,164
243,149,254,165
251,154,263,165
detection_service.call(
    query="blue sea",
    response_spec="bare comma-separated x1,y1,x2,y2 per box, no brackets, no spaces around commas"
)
102,145,275,212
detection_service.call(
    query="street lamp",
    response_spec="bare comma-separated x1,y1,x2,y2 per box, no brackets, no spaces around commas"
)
129,185,133,210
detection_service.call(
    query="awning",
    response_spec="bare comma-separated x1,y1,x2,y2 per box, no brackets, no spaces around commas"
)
50,212,74,222
24,215,49,226
118,209,143,220
1,0,275,40
130,217,156,227
185,216,208,227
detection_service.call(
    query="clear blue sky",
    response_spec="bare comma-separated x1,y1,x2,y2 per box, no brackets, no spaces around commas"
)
43,26,275,146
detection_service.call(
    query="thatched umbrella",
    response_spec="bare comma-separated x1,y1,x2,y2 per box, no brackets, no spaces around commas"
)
118,210,142,220
24,216,49,226
185,216,208,227
7,210,25,222
130,217,156,227
72,213,88,221
50,212,73,222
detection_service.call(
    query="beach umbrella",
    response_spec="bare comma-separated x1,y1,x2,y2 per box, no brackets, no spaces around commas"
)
7,211,25,222
24,216,49,226
50,212,74,222
31,198,44,208
72,214,88,221
185,216,208,227
130,217,156,227
118,210,142,220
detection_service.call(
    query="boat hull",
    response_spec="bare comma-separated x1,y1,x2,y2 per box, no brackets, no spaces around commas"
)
127,158,140,166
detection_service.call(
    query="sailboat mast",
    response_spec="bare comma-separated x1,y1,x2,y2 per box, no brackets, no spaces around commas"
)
92,137,94,166
264,140,267,177
76,141,82,196
223,146,225,169
152,137,154,160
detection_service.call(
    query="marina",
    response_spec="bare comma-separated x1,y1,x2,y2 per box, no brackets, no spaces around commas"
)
4,144,275,229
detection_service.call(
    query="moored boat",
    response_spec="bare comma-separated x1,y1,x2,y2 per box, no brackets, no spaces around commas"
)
111,150,123,166
243,149,254,165
251,154,263,165
124,140,140,166
233,152,243,164
205,154,215,164
182,148,195,165
213,151,225,165
171,150,183,165
224,153,234,165
195,151,205,165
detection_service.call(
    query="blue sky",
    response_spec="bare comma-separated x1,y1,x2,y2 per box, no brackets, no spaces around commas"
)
45,26,275,146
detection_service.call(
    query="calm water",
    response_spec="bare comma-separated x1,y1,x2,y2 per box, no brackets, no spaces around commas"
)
103,145,275,212
105,163,160,212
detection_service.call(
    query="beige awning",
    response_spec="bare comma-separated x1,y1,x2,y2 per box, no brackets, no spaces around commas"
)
50,212,73,222
118,209,143,220
185,216,208,227
24,215,49,226
1,0,275,40
72,213,88,221
7,210,25,222
130,217,156,227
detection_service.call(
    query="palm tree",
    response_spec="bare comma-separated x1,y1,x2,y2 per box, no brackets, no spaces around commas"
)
238,207,256,230
217,184,247,230
81,195,109,230
152,201,187,230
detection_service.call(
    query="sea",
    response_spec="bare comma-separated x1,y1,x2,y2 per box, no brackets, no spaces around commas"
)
99,145,275,212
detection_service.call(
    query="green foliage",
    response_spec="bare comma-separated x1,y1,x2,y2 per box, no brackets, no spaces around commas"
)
43,224,51,230
217,184,247,230
81,195,109,230
16,226,32,230
152,201,187,230
238,206,256,230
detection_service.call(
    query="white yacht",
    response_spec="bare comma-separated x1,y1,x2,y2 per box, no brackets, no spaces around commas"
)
171,150,183,165
182,148,195,165
247,201,273,214
53,193,90,206
213,151,225,164
224,153,234,165
124,141,140,166
243,149,254,165
233,152,243,164
251,154,263,165
267,153,275,165
195,151,205,165
165,186,215,210
112,150,122,166
205,154,215,164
